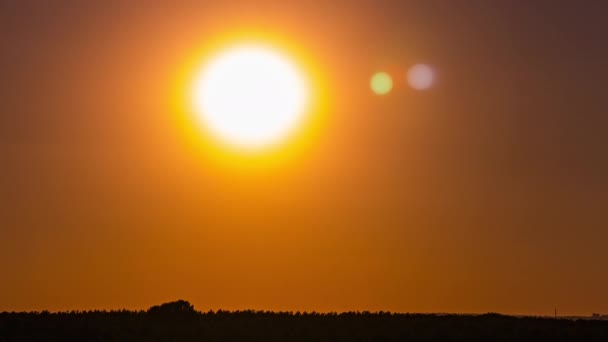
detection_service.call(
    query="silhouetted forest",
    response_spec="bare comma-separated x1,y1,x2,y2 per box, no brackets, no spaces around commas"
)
2,301,608,341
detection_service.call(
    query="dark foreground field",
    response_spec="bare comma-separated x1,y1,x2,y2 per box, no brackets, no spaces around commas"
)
2,301,607,342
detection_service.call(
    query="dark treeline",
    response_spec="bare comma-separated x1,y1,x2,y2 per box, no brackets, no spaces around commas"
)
2,301,608,341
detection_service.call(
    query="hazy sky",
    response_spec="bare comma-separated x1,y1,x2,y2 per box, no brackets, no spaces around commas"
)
1,1,607,315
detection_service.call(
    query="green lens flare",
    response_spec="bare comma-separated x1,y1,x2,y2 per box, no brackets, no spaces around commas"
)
370,72,393,95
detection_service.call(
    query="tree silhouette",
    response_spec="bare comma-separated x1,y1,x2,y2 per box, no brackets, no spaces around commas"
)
147,300,196,315
1,301,608,341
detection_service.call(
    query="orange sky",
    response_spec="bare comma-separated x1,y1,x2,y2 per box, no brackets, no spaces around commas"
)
1,1,607,316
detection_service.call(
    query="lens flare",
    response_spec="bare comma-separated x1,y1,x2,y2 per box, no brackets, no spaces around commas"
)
407,64,434,90
371,72,393,95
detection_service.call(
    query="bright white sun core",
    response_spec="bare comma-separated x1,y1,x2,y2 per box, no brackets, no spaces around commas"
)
192,45,309,150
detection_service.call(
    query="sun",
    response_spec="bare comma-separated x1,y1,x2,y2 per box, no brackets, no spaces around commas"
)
192,45,309,150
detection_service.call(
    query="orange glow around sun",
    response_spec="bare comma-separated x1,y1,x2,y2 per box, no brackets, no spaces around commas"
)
171,31,329,168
